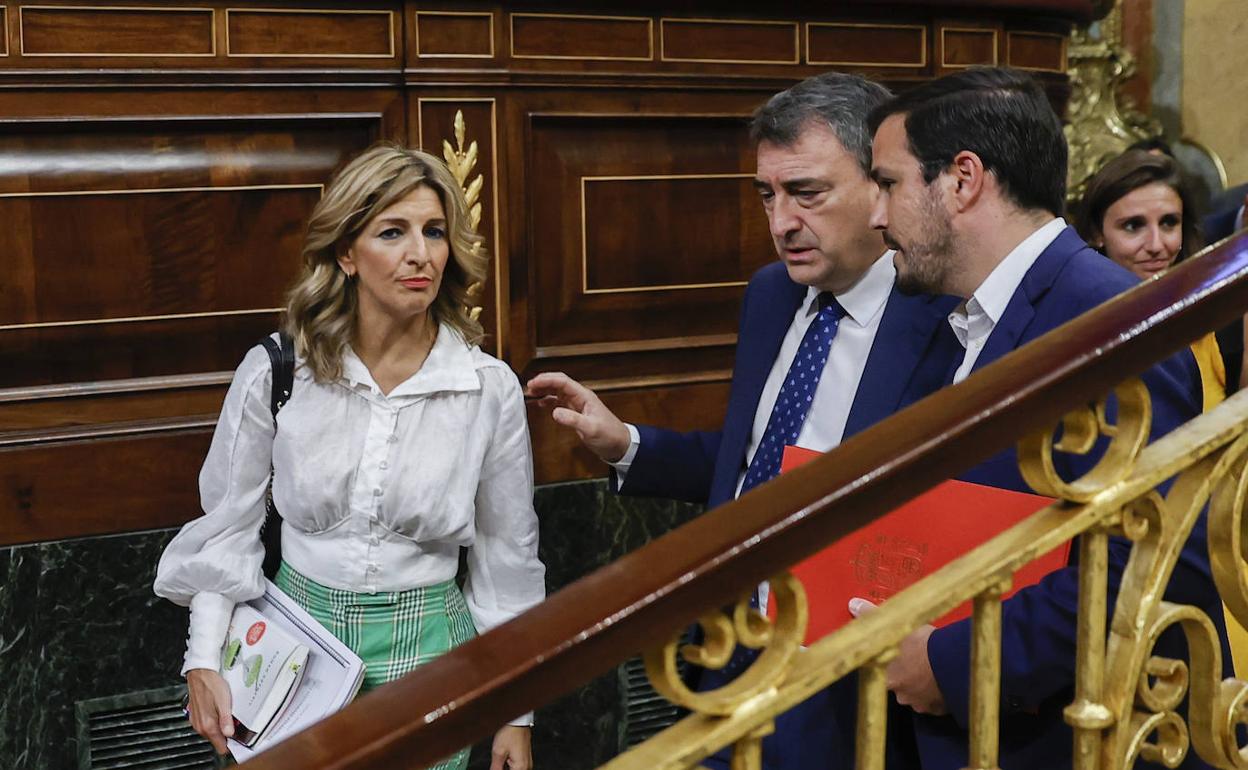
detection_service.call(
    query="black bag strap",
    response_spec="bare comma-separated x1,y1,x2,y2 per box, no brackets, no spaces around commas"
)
258,332,294,579
260,332,295,419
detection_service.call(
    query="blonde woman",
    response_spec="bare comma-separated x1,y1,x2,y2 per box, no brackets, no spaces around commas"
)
155,143,543,770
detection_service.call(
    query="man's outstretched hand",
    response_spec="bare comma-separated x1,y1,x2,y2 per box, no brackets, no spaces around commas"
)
526,372,631,463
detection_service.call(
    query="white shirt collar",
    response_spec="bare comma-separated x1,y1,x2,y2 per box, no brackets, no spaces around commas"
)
949,217,1066,348
339,322,482,398
803,250,896,327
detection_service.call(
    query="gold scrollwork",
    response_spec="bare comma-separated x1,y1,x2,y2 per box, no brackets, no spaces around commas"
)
1018,377,1151,502
441,110,486,322
643,572,807,719
1064,1,1163,203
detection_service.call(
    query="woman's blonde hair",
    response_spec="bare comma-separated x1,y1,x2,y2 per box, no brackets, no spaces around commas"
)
284,142,488,381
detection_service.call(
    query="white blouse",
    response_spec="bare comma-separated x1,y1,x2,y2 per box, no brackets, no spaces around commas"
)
154,325,546,705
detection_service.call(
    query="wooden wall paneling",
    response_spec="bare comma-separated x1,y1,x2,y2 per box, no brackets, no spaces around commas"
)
413,97,503,357
936,20,1002,71
19,5,217,57
659,18,799,65
1006,29,1067,73
0,86,407,540
0,376,230,432
0,113,383,387
0,426,215,545
1,6,10,56
411,9,495,60
524,112,769,367
805,21,929,70
225,7,396,60
510,12,652,62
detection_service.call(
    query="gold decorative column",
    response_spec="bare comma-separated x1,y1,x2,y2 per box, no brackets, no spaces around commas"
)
1064,1,1162,203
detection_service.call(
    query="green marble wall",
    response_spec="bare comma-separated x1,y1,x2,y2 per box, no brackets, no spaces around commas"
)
0,478,701,770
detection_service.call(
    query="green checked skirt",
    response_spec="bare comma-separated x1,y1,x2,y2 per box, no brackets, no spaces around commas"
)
275,562,478,770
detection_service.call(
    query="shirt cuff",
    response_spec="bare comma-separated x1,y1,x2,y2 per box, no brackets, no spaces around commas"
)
181,591,235,676
609,424,641,486
1236,204,1246,233
508,712,535,727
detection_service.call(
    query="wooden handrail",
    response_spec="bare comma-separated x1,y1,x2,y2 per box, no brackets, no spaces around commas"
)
244,231,1248,770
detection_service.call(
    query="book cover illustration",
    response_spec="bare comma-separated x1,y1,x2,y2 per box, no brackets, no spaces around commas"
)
220,603,309,747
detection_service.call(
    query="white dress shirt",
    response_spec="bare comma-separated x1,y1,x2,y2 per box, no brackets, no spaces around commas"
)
154,324,545,723
949,218,1067,383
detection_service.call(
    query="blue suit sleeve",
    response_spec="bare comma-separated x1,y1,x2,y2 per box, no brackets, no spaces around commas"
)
612,425,723,505
928,346,1205,726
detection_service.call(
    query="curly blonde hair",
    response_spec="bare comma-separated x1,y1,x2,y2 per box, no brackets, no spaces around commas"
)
284,142,488,382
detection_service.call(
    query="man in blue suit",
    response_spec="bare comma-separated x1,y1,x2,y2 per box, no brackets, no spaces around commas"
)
527,72,956,769
863,66,1230,769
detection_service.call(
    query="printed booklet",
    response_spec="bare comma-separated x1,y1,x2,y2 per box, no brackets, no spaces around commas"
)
224,580,366,762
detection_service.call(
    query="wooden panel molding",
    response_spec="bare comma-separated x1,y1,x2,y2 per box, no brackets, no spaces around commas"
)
939,25,1000,68
225,8,395,58
660,18,799,65
0,426,214,546
413,10,493,58
1007,30,1067,73
19,5,216,57
0,185,316,326
0,373,230,432
580,174,768,294
0,115,377,387
523,111,768,383
510,13,652,61
806,22,928,68
0,8,8,56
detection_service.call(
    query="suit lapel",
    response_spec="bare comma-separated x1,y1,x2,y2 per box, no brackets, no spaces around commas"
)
845,289,960,437
973,227,1082,373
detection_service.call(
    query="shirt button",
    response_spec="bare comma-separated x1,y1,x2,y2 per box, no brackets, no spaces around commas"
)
379,461,389,470
373,488,383,497
370,536,380,546
388,434,399,443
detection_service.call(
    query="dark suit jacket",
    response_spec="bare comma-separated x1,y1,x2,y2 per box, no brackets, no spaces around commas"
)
620,260,958,508
616,259,959,770
1203,182,1247,244
910,227,1229,770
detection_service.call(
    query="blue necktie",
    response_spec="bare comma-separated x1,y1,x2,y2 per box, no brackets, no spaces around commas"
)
717,293,846,680
741,292,847,494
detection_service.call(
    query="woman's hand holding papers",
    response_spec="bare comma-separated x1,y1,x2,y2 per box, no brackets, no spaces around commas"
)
186,668,235,754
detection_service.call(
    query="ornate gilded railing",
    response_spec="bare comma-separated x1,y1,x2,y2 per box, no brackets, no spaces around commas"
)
243,229,1248,770
613,380,1248,769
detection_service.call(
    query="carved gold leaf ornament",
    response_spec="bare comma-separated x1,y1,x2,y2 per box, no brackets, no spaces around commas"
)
608,381,1248,770
1064,2,1163,203
441,109,486,322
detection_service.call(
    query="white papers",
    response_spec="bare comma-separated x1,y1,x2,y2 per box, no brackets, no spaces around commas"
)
228,580,366,763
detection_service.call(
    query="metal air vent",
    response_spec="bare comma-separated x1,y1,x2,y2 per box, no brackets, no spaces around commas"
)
622,654,686,748
76,685,215,769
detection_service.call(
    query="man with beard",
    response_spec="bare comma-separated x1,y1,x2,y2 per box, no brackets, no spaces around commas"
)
528,72,956,769
860,65,1228,770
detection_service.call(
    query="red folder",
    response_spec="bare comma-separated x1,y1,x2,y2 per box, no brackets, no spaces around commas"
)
769,445,1070,643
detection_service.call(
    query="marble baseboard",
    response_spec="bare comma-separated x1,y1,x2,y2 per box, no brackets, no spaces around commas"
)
0,477,702,770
